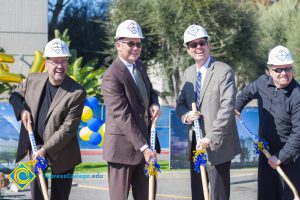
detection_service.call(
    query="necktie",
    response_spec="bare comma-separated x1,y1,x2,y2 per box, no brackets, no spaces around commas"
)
133,64,149,110
196,71,202,109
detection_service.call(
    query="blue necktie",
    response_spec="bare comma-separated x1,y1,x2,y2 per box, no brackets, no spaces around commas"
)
196,71,202,109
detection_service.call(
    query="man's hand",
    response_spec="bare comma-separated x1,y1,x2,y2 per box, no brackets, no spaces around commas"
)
149,104,161,121
185,111,201,124
268,155,281,169
235,109,241,119
33,148,46,160
143,148,157,163
21,110,32,130
196,138,211,150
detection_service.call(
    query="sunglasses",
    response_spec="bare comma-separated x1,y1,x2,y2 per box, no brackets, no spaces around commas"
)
271,67,292,73
121,41,142,48
188,40,208,48
47,60,68,66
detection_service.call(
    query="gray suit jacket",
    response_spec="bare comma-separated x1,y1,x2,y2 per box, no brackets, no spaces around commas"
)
101,58,160,165
176,57,241,165
10,73,86,173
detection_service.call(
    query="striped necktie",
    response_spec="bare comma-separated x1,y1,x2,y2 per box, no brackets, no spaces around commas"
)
196,71,202,109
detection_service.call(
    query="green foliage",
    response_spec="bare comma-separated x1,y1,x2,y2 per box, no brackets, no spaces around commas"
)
55,29,106,100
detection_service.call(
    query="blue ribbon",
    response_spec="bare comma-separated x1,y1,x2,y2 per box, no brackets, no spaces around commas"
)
254,139,269,154
144,161,161,178
193,149,207,174
33,156,48,174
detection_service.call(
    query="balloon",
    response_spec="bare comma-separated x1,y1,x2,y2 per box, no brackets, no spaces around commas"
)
81,106,93,122
87,118,103,132
0,69,22,83
0,53,15,63
89,132,102,145
98,123,105,147
0,64,10,72
69,75,77,81
30,51,45,73
85,96,98,109
79,127,92,141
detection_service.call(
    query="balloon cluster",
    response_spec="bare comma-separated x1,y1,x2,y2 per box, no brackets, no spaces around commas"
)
80,96,105,147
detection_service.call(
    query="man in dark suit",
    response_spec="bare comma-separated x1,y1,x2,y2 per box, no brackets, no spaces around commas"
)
101,19,161,200
10,38,86,200
176,24,241,200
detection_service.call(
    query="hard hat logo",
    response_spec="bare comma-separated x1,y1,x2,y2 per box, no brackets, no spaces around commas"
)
275,50,288,62
187,26,200,36
51,41,64,54
127,22,139,35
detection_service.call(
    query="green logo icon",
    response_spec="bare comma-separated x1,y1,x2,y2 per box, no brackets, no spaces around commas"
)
9,162,36,190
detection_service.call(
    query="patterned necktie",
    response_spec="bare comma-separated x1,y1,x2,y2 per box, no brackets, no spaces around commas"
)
196,71,202,109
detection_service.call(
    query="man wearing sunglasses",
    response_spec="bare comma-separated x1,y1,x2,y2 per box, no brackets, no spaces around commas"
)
176,24,241,200
236,45,300,200
101,19,161,200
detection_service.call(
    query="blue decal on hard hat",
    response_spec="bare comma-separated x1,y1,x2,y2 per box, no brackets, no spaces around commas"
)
127,22,138,34
276,49,288,61
51,41,64,54
187,26,199,36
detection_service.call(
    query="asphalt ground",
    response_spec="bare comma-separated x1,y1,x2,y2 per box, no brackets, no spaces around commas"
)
0,152,258,200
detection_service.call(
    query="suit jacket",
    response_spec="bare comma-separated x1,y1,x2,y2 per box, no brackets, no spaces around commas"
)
176,57,241,165
9,73,86,173
101,57,160,165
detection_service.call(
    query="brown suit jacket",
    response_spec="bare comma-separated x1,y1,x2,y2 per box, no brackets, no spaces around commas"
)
9,73,86,173
101,57,160,165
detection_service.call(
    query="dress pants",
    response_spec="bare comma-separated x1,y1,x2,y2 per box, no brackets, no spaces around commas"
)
258,154,300,200
30,167,74,200
190,132,231,200
108,161,156,200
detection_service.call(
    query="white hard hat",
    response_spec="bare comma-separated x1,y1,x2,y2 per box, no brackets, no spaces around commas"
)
115,20,144,39
43,38,71,58
267,45,293,66
183,25,210,46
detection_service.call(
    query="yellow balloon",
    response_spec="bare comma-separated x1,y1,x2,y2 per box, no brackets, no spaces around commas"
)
0,53,15,63
70,75,77,81
0,69,22,83
30,51,45,73
81,106,93,122
79,127,92,141
0,64,10,72
98,123,105,147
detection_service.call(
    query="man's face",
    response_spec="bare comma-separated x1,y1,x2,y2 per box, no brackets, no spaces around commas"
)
269,64,293,88
186,38,210,64
45,57,68,86
116,38,142,64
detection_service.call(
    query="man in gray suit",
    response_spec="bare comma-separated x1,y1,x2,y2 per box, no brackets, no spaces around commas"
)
101,19,161,200
10,38,86,200
176,24,241,200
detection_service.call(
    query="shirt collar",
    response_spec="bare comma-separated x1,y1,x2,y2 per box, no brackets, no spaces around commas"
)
196,56,211,72
119,57,134,67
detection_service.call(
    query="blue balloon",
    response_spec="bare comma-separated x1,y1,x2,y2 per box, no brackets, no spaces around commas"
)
89,132,102,145
85,96,99,109
87,118,103,132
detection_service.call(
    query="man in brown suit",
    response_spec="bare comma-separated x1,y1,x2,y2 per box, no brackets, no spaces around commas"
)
9,39,86,200
101,19,161,200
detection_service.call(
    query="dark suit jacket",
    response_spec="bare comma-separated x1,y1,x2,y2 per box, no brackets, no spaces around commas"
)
9,73,86,173
101,57,160,165
176,57,241,165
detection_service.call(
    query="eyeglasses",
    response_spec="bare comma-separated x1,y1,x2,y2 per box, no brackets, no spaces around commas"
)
271,67,292,73
121,41,142,48
188,40,208,48
47,60,68,66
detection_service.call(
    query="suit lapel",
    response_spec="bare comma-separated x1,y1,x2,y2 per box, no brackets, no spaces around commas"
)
200,59,215,104
31,73,48,123
190,65,197,103
45,76,69,121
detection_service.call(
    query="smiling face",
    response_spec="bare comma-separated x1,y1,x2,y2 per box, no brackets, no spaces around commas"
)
45,57,68,86
116,38,142,64
186,38,210,67
269,64,293,88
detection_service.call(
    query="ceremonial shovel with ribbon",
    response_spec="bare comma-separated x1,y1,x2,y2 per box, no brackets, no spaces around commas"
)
192,102,209,200
238,118,300,200
144,117,160,200
27,122,49,200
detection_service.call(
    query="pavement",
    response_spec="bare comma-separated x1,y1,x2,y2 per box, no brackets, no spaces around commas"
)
0,152,258,200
